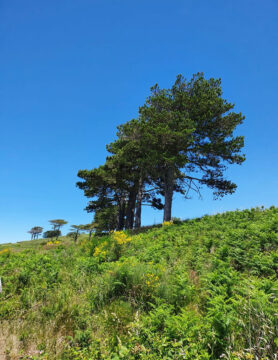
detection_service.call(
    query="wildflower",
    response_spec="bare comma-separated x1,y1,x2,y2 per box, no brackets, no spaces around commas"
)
162,221,173,226
0,248,10,256
93,242,107,257
113,231,131,245
144,273,159,287
93,246,102,257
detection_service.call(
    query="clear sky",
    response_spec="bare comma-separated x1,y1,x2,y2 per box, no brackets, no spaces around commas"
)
1,0,277,244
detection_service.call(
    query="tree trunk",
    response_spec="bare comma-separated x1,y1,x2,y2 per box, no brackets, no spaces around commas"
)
117,196,126,230
125,187,137,229
135,176,143,228
89,230,92,241
163,166,174,222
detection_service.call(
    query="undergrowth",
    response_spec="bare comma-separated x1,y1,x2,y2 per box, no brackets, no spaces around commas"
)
0,207,278,359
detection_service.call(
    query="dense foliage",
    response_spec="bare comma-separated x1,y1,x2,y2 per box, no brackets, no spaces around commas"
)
0,207,277,359
77,73,245,232
43,230,61,239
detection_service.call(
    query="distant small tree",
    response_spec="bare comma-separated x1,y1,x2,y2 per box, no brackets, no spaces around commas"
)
43,230,61,241
28,226,43,240
80,223,96,241
66,231,76,239
70,225,84,243
34,226,43,239
49,219,68,239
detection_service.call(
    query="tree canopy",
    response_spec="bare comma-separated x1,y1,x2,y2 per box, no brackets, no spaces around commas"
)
28,226,43,240
49,219,68,230
77,73,245,231
70,225,84,242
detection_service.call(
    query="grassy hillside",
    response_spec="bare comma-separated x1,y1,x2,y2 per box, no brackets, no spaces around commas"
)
0,207,278,359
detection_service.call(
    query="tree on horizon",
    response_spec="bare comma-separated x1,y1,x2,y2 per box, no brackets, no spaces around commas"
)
70,225,84,243
80,222,96,241
49,219,68,240
28,226,43,240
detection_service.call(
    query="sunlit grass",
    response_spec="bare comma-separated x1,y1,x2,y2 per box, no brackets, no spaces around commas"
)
0,207,277,359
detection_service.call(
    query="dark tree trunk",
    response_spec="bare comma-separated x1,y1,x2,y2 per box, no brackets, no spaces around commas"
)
163,166,174,222
88,230,92,241
117,196,126,230
125,187,137,229
135,176,143,228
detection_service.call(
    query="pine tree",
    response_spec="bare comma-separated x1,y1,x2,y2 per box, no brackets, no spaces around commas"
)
139,73,245,221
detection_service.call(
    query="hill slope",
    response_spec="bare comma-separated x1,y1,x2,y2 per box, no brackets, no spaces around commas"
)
0,207,278,359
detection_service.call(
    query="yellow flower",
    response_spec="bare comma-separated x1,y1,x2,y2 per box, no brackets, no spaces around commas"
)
113,231,131,245
162,221,173,226
93,247,101,256
93,242,108,257
144,273,159,287
0,248,10,255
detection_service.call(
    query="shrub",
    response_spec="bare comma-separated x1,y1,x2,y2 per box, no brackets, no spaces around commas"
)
43,230,61,239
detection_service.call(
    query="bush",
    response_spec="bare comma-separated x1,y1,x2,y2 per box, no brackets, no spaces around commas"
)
43,230,61,239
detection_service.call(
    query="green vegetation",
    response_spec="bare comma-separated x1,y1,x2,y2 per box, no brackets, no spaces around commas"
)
77,73,245,232
0,207,277,359
28,227,44,240
43,230,61,240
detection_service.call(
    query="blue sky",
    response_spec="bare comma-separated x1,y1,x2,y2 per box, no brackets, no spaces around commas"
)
1,0,277,243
